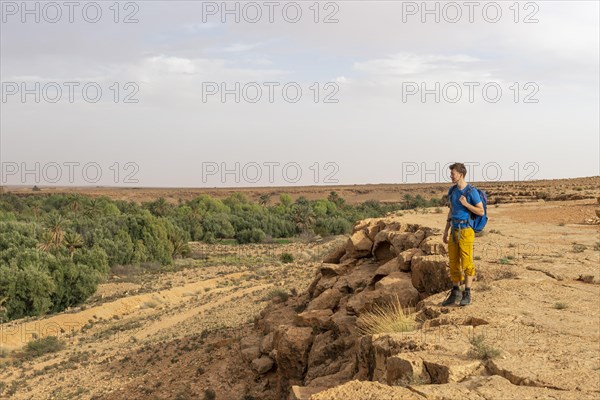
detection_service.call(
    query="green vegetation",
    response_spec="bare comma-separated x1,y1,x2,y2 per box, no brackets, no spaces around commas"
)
24,336,66,358
0,191,440,321
280,253,294,263
266,289,289,303
204,388,216,400
554,302,568,310
469,334,501,360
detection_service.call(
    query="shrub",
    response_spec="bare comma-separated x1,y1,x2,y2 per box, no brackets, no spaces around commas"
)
204,388,216,400
280,253,294,263
572,244,586,253
357,294,415,336
266,289,289,303
25,336,65,358
469,334,500,360
235,228,266,244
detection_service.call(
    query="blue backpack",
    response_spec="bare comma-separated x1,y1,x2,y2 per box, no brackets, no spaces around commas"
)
450,184,488,233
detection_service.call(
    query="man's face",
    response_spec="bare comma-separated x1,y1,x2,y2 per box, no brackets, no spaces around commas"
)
450,169,462,183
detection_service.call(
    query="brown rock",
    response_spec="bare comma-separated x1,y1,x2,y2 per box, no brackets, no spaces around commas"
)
313,275,339,299
274,326,315,380
398,248,422,271
370,258,400,284
242,346,261,363
419,235,448,256
330,310,358,336
410,255,451,294
422,355,483,383
307,288,343,311
322,245,346,264
295,310,334,329
404,229,426,249
333,262,379,294
260,332,274,354
345,278,419,315
345,231,373,258
307,360,355,388
366,220,386,241
386,353,431,385
251,356,275,374
319,262,351,278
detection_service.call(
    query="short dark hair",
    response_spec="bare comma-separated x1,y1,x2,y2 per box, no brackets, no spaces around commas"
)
449,162,467,177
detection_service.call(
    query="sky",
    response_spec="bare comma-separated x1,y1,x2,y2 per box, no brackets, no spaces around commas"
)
1,0,598,187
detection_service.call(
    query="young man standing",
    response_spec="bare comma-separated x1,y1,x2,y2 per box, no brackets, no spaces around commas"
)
442,163,485,306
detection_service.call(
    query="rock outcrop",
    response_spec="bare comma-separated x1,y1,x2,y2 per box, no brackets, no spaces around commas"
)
246,217,451,398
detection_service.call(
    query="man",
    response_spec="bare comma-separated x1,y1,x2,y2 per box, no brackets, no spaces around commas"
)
442,163,485,306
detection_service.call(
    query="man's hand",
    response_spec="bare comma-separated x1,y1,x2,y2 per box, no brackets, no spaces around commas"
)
443,231,449,244
459,195,468,207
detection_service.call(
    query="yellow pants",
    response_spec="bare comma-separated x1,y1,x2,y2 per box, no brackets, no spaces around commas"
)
448,226,475,283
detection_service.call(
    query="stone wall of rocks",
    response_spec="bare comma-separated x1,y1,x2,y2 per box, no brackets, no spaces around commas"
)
242,216,452,399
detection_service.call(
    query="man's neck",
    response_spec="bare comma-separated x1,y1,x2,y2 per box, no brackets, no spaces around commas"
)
457,180,468,190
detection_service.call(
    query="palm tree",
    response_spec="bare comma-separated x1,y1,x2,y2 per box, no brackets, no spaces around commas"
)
46,213,66,249
84,199,101,218
292,204,315,233
68,194,80,213
170,233,190,258
259,194,271,206
150,198,170,217
64,231,84,258
36,231,56,253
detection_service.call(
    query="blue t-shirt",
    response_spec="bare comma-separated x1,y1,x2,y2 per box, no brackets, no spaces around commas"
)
448,184,482,227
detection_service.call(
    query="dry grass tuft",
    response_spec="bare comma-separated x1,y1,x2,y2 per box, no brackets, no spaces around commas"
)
357,294,416,336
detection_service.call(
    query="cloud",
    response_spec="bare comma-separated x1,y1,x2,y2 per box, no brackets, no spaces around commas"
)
354,53,482,77
220,43,262,53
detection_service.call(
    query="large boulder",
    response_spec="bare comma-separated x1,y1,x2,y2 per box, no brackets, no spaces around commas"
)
306,288,343,311
322,245,346,264
410,255,452,294
374,272,420,306
274,325,315,380
345,230,373,258
305,331,353,384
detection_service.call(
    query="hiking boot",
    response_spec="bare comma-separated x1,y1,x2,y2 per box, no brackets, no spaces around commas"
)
442,287,461,306
460,289,471,306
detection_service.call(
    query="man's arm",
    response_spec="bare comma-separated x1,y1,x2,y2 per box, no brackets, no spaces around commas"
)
443,207,451,243
459,196,484,216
